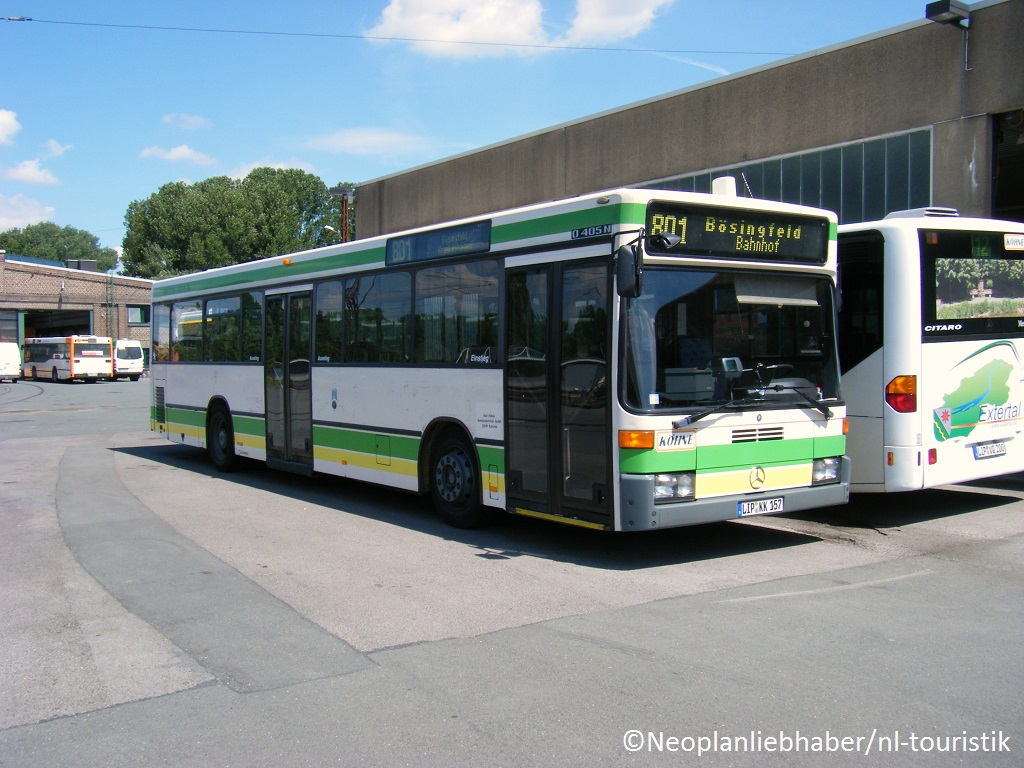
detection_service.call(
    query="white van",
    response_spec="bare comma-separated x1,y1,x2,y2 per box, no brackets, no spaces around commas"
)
0,342,21,382
113,339,145,381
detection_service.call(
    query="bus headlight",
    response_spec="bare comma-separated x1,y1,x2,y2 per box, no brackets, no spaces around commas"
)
811,457,841,485
654,472,695,502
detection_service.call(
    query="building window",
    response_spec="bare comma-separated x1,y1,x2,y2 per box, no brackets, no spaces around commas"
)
0,310,17,343
645,129,932,224
127,305,150,325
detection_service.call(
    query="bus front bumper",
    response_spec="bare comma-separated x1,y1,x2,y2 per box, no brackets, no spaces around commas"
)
617,456,851,531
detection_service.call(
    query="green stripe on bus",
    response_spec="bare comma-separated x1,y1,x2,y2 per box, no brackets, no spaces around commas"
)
619,435,846,474
314,424,421,461
152,246,386,299
491,202,645,244
165,405,205,428
233,414,266,439
813,434,845,458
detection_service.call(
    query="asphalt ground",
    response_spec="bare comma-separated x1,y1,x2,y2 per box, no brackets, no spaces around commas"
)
0,377,1021,766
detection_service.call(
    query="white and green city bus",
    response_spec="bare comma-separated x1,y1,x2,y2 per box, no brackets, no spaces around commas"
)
150,181,848,531
838,210,1024,491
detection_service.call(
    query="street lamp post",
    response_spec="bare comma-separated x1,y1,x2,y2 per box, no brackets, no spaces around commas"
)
328,185,354,243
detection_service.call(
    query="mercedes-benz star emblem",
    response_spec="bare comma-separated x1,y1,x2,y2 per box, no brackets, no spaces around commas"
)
749,466,766,489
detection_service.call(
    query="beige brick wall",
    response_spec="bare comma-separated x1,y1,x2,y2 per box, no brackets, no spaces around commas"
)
0,251,152,342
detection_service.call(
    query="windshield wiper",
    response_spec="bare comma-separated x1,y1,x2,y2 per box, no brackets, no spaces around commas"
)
672,395,764,428
763,384,834,420
672,386,835,428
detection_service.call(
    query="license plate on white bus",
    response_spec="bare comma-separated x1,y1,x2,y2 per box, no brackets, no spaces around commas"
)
972,441,1006,460
737,497,784,517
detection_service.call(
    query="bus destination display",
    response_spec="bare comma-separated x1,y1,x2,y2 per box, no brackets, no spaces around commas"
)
386,220,491,265
646,202,828,263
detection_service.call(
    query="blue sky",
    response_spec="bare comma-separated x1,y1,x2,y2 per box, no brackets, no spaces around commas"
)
2,0,931,251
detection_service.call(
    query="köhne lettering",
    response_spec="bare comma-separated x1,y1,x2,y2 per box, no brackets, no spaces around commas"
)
658,433,694,448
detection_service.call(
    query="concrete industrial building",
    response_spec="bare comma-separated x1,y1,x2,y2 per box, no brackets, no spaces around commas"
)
355,0,1024,238
0,250,152,357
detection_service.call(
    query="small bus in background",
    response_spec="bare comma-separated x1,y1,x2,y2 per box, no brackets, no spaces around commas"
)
113,339,145,381
837,209,1024,492
22,335,114,382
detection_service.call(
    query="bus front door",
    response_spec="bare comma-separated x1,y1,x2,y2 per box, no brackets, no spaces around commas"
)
505,261,612,528
265,289,314,474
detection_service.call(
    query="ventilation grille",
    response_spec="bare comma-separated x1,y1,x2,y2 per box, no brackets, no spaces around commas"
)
155,386,166,424
732,426,784,443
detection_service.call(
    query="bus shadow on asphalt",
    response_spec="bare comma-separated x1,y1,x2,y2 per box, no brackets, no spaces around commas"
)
784,481,1023,530
113,442,821,571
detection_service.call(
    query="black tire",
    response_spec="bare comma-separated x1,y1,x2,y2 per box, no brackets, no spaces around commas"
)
429,430,488,528
207,406,239,472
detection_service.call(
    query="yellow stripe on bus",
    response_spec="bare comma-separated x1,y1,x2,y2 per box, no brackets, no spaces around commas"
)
314,446,418,477
696,463,812,498
165,422,205,441
513,507,607,530
234,434,266,451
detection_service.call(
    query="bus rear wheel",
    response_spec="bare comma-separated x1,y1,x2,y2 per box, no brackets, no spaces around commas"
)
207,406,239,472
429,430,488,529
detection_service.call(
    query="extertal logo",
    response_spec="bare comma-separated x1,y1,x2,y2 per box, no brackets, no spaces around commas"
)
933,342,1021,441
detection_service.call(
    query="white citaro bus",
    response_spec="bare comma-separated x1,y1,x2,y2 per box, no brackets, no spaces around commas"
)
151,182,848,531
838,210,1024,491
22,335,114,382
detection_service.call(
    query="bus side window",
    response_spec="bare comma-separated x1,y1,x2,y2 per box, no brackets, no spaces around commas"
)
153,304,171,362
171,299,203,362
315,282,345,363
241,291,263,363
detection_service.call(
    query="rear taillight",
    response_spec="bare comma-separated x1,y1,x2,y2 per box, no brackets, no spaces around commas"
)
885,375,917,413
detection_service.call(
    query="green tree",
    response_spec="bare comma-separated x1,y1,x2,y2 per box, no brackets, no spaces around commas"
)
120,168,353,278
0,221,118,272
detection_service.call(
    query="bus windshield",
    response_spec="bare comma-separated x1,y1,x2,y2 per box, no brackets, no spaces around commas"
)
622,268,840,412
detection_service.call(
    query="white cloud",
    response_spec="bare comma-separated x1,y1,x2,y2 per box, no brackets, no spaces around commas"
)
1,159,59,185
0,109,21,145
0,193,55,230
44,139,73,158
162,112,212,131
561,0,674,46
306,128,436,158
366,0,548,57
139,144,217,165
365,0,677,57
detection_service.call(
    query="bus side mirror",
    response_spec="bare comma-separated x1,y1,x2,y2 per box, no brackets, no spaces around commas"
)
616,244,642,298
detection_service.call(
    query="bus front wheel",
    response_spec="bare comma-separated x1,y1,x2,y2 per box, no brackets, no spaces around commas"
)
207,406,239,472
429,430,488,529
